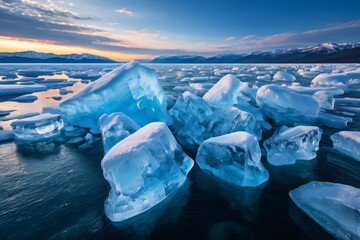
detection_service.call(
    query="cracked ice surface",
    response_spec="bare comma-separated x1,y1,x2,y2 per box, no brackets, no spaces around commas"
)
60,61,170,132
101,122,193,222
196,131,268,187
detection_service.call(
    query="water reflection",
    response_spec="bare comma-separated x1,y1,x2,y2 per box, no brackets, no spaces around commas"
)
208,221,254,240
288,203,333,240
109,179,191,240
325,151,360,187
195,168,265,222
16,140,61,156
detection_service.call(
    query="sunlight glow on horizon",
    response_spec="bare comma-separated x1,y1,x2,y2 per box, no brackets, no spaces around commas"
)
0,36,152,61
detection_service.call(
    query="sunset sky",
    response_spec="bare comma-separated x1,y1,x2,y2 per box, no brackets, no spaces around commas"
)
0,0,359,61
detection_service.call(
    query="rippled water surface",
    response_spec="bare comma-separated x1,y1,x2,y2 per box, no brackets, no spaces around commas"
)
0,63,359,240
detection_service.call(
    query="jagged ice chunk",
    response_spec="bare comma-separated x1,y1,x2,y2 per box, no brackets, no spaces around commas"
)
331,131,360,161
11,113,64,142
101,122,194,222
256,84,320,124
264,126,322,166
196,131,269,187
60,61,170,132
290,181,360,240
98,112,140,153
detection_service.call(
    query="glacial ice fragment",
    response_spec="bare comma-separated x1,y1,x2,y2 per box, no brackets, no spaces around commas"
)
0,130,14,142
316,112,352,129
264,126,322,166
256,84,320,124
273,71,296,81
196,131,268,187
311,69,360,91
11,113,64,142
202,74,269,129
209,106,262,140
170,91,262,150
101,122,193,222
99,112,140,153
0,84,47,96
169,91,213,134
330,131,360,161
60,61,170,131
203,74,241,107
290,181,360,240
17,69,54,77
313,91,334,110
10,94,38,103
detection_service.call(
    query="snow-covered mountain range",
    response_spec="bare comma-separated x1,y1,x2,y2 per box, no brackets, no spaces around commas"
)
0,51,117,63
151,43,360,63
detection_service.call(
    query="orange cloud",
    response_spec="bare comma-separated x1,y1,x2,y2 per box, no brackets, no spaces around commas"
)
0,36,152,61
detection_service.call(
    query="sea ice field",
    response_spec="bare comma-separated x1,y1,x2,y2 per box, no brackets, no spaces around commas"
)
0,63,359,240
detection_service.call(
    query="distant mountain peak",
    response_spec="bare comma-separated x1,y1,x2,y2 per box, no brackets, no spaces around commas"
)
0,51,117,63
151,42,360,63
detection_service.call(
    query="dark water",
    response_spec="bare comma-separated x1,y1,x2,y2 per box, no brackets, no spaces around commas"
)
0,64,359,240
1,134,360,240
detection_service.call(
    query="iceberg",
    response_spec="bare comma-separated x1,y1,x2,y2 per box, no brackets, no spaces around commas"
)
196,131,269,187
0,130,14,142
98,112,140,153
202,74,257,106
273,71,296,81
60,61,170,132
310,66,333,73
288,85,344,95
17,69,54,77
170,91,262,150
311,69,360,91
257,74,271,81
335,97,360,106
59,88,73,95
239,82,258,102
316,112,352,129
101,122,194,222
11,113,64,142
10,94,38,103
0,84,47,96
313,91,334,110
290,181,360,240
330,131,360,161
234,98,271,130
169,91,213,133
264,126,322,166
201,74,269,130
62,125,87,138
256,84,320,124
203,74,241,107
209,106,262,140
297,69,318,78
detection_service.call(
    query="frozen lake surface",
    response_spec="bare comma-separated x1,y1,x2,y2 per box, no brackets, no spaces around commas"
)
0,63,359,239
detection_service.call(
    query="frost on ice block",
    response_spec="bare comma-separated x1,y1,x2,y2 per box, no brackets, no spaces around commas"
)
264,126,322,166
312,91,335,110
101,122,194,222
60,61,170,132
11,113,64,142
169,91,262,150
203,74,241,107
256,84,320,124
202,74,269,129
273,71,296,81
290,181,360,240
330,131,360,161
311,69,360,91
98,112,140,153
196,132,269,187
